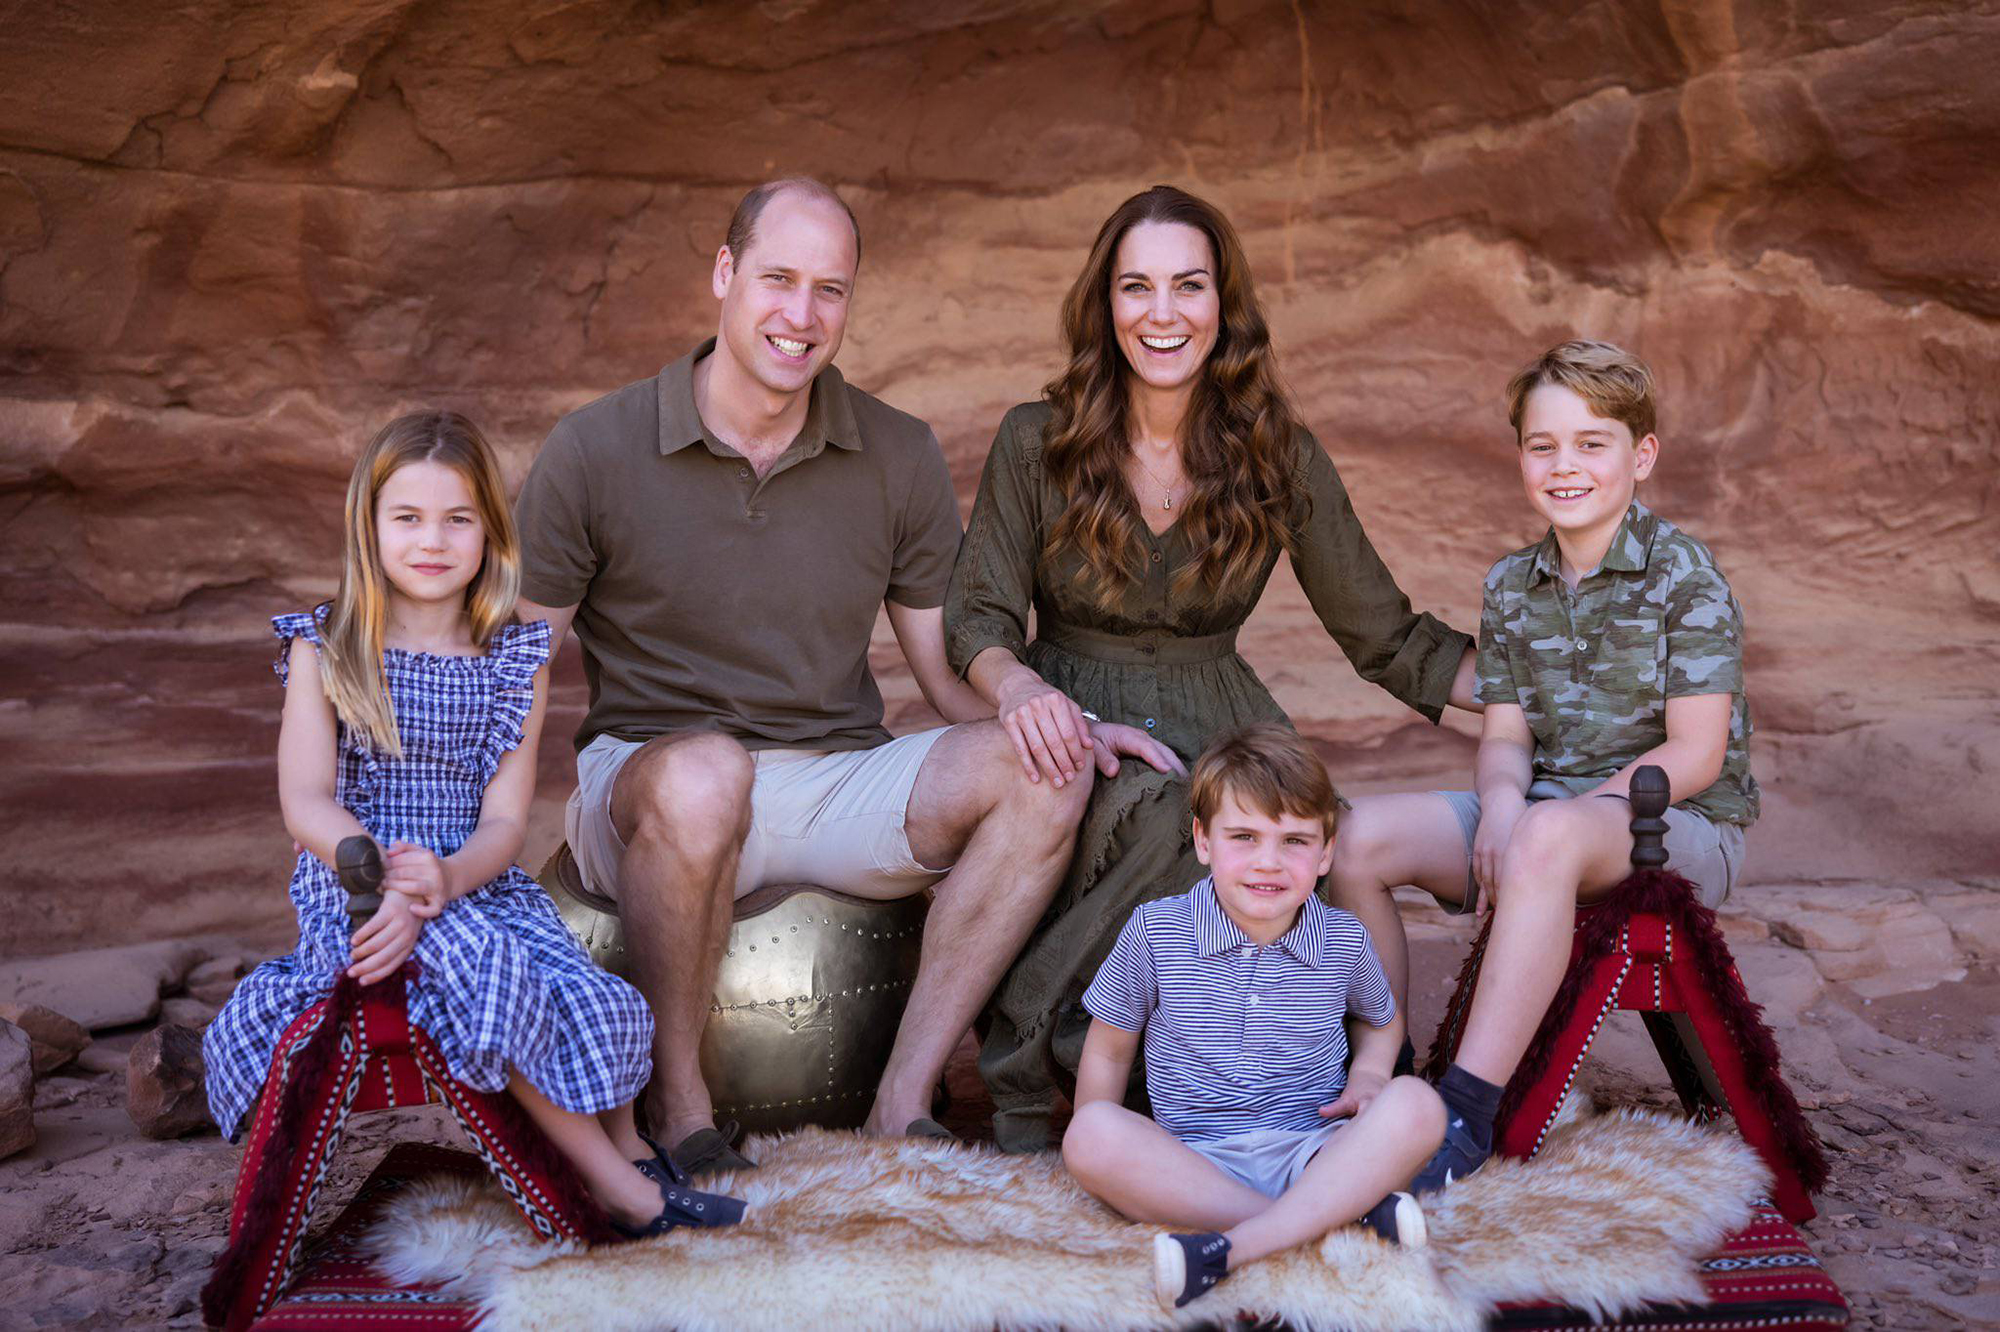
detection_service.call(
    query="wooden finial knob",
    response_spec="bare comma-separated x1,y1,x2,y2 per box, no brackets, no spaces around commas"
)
1629,765,1671,869
335,835,385,929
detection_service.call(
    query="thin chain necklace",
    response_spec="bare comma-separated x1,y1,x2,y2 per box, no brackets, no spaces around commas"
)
1132,449,1182,511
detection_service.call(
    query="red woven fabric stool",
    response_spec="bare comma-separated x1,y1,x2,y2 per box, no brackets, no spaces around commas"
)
201,961,613,1331
1424,768,1829,1224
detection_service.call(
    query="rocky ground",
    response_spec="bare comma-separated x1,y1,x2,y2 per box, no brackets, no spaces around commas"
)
0,878,1994,1330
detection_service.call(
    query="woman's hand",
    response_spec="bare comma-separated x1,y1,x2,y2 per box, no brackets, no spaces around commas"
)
1471,790,1528,917
347,891,424,986
383,842,450,919
1319,1068,1388,1120
1086,721,1187,780
994,673,1093,788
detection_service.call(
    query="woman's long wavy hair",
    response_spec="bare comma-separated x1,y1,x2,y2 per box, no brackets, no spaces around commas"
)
1043,185,1303,609
319,411,520,757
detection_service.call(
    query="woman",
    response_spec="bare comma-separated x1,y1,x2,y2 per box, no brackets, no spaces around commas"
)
946,185,1478,1152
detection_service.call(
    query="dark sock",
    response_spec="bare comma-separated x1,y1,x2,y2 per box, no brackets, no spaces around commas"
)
1438,1063,1503,1152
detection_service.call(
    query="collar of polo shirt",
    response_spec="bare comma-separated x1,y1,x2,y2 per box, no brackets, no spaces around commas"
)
654,336,866,458
1189,878,1330,968
1528,499,1659,586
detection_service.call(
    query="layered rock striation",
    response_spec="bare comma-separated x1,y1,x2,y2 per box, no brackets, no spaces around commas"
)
3,1,1996,953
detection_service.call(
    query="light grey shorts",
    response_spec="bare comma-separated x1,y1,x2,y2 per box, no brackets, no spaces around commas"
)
1186,1120,1345,1200
565,728,953,906
1435,779,1745,916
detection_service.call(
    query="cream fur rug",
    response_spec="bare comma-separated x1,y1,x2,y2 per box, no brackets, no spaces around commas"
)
364,1097,1767,1332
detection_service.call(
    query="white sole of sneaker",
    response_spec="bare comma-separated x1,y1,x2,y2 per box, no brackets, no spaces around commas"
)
1151,1233,1185,1310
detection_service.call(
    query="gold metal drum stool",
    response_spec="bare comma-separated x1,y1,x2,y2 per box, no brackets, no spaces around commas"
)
538,845,928,1135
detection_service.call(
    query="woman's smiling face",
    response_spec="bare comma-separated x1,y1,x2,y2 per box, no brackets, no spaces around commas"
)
1109,221,1220,396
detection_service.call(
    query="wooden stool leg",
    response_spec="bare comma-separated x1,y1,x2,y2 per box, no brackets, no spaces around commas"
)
1497,952,1631,1161
1670,972,1818,1224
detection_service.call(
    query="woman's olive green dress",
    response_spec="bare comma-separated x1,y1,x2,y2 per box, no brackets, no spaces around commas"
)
945,401,1473,1152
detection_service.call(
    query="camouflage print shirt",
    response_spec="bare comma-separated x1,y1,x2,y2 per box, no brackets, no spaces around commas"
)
1475,501,1758,826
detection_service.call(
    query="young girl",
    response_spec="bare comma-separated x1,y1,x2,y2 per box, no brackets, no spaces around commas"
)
202,411,741,1239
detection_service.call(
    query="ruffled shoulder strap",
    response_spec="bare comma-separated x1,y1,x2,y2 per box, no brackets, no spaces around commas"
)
477,618,552,781
271,603,331,687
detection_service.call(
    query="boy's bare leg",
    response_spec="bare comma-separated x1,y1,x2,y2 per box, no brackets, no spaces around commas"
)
1452,796,1636,1085
610,732,755,1145
1326,794,1479,1006
1061,1101,1273,1230
1221,1077,1445,1265
861,721,1090,1135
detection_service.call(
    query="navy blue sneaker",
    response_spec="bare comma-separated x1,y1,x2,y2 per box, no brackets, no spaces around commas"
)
1358,1191,1428,1247
1411,1112,1491,1194
1152,1231,1230,1309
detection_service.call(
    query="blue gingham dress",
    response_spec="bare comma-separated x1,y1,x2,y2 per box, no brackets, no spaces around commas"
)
203,606,654,1141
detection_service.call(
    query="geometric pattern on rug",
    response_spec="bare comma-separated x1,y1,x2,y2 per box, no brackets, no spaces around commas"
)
249,1143,483,1332
358,1097,1787,1332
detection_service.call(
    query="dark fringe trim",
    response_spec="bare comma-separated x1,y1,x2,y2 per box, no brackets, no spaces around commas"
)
1496,868,1828,1193
201,976,359,1329
1421,923,1492,1081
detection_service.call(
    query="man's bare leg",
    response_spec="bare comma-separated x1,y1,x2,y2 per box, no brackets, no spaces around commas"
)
610,731,754,1145
1452,796,1635,1085
860,720,1091,1135
1325,793,1478,1009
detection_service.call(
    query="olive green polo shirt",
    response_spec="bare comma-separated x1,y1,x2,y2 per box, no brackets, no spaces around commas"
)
1474,501,1759,826
516,339,963,753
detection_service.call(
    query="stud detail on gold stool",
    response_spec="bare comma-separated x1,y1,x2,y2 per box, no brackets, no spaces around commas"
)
539,845,929,1135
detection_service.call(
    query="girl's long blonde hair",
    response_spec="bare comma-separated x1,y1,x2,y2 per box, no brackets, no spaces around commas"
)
319,411,520,756
1043,185,1303,609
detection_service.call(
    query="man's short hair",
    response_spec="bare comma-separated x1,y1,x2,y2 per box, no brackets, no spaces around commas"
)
724,177,862,268
1505,339,1658,441
1189,723,1340,838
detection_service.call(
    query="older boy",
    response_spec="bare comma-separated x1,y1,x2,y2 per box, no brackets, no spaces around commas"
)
1328,340,1758,1193
1061,724,1445,1311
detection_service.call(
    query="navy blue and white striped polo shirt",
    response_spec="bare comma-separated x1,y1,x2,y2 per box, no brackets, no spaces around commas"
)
1081,878,1396,1144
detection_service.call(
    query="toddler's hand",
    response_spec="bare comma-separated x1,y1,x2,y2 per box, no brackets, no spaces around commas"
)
1319,1069,1388,1120
1471,792,1528,917
347,890,423,986
383,842,449,918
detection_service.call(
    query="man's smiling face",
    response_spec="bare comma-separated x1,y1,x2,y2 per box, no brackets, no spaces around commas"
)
712,189,858,398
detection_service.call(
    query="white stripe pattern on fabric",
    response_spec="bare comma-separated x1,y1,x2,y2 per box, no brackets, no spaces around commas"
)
1081,878,1395,1144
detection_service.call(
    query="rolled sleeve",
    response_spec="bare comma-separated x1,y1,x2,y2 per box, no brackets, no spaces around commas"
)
514,419,597,608
944,410,1041,677
1664,566,1745,698
884,430,963,609
1290,440,1473,723
1081,908,1156,1034
1474,559,1517,707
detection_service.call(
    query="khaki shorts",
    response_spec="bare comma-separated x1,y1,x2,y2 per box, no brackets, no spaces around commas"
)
566,728,953,906
1435,779,1746,916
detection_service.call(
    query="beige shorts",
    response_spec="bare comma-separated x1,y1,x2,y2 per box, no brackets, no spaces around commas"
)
565,728,953,906
1436,780,1746,915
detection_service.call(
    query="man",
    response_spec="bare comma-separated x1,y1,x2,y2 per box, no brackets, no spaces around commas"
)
516,178,1171,1172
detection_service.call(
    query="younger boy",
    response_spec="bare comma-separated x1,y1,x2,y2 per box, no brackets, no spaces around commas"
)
1062,724,1446,1311
1327,339,1758,1194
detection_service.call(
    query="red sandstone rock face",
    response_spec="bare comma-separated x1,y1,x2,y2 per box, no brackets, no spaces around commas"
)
2,2,1996,953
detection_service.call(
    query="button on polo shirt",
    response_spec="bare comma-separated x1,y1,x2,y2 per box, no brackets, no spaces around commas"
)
516,339,963,753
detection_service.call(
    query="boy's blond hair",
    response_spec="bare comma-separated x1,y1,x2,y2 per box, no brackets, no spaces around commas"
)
1506,339,1657,442
1188,723,1340,838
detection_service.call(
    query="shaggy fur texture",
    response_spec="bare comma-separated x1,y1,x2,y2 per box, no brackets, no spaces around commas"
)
365,1095,1768,1332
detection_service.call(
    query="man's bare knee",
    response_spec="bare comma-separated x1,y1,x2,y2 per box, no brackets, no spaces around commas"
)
620,733,754,858
1329,803,1397,892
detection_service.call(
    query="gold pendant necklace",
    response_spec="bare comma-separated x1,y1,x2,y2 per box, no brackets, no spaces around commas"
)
1134,453,1179,511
